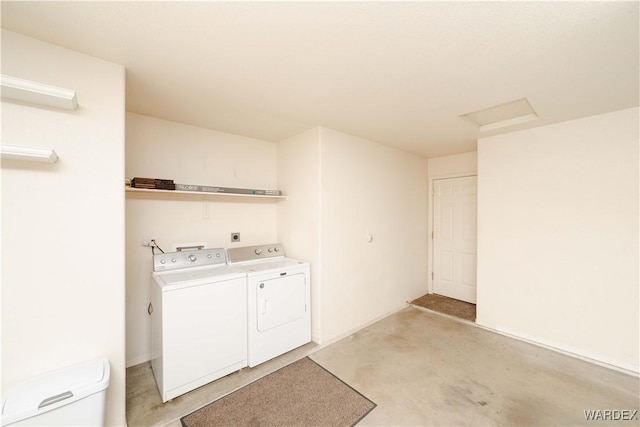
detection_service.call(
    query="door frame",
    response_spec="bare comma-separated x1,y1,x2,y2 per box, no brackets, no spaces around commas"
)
427,172,477,296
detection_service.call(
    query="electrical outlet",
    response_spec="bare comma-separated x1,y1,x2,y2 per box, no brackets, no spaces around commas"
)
231,232,240,243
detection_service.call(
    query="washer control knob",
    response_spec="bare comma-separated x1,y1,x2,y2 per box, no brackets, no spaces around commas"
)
188,254,197,263
274,247,279,252
255,248,262,255
216,253,221,257
160,259,166,264
207,254,212,259
171,258,176,263
268,247,273,253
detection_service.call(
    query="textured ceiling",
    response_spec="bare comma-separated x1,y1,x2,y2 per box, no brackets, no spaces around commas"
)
1,1,638,158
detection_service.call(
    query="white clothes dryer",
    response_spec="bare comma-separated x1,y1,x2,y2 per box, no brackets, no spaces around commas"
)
227,244,311,367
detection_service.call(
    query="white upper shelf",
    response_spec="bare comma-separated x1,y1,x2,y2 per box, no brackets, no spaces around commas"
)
125,186,287,202
1,145,59,163
1,75,78,110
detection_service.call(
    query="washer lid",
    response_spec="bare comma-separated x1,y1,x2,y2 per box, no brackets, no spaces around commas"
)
2,358,110,426
153,265,245,288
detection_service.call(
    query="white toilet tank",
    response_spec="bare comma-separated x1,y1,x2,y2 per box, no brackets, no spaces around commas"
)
1,358,110,426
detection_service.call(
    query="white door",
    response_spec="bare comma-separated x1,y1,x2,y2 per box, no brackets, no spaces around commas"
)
433,176,477,303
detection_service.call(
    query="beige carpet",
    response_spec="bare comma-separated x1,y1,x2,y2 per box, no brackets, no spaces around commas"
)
410,293,476,322
181,357,376,427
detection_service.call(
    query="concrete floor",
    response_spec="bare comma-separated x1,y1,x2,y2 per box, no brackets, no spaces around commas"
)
126,306,639,426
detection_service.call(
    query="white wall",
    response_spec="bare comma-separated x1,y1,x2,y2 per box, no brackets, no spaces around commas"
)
277,127,322,342
125,113,278,366
477,107,639,372
1,30,126,425
428,151,477,178
277,126,429,344
320,127,429,342
427,152,477,292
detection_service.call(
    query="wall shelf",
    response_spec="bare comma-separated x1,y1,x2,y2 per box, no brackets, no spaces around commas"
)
1,145,58,163
125,186,287,202
1,75,78,110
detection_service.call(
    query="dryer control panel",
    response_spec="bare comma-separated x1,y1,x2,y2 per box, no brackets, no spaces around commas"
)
227,244,285,263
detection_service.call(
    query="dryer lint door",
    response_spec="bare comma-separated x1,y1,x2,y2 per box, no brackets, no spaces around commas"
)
256,273,306,331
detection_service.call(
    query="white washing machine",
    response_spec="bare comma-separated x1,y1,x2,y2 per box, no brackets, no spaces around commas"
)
151,248,247,402
227,244,311,367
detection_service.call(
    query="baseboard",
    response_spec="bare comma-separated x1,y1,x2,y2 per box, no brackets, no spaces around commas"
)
312,303,408,349
126,354,151,368
473,322,639,377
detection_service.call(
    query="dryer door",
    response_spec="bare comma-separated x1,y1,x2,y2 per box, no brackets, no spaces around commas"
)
256,273,306,332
